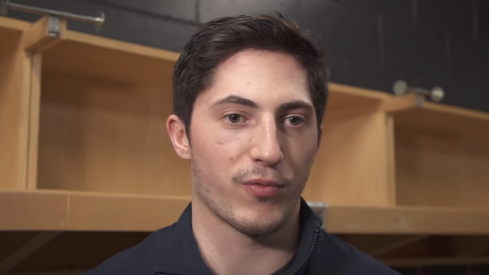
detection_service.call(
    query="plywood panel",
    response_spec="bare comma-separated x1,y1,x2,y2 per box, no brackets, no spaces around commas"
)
304,110,393,206
395,124,489,209
67,193,189,231
3,189,489,234
394,104,489,136
0,190,188,232
37,71,192,196
26,54,42,190
42,34,177,86
0,17,29,41
326,205,489,234
0,32,30,189
0,191,66,230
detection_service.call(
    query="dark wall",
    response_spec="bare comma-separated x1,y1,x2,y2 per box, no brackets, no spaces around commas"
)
5,0,489,113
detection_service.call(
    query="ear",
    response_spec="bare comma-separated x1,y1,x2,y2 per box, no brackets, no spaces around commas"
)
166,114,191,160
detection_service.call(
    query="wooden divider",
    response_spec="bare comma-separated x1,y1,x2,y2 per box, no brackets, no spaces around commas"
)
0,18,31,189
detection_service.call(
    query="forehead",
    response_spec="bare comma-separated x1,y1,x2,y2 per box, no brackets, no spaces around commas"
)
218,49,304,74
197,49,311,106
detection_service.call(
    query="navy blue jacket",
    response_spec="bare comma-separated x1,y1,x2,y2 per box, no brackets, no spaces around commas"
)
83,199,400,275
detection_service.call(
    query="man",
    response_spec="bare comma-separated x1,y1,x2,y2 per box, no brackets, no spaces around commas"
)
85,13,400,275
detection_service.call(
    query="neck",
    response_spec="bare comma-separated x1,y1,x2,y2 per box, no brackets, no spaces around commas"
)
192,199,300,275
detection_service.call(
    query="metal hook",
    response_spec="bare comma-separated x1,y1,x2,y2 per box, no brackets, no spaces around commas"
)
393,80,445,102
1,0,105,31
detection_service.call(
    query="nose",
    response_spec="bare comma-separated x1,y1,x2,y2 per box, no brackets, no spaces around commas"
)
249,119,284,167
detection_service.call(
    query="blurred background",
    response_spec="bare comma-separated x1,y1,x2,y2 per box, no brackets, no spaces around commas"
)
1,1,488,275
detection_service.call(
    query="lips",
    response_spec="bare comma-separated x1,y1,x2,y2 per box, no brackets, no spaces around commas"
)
242,179,283,198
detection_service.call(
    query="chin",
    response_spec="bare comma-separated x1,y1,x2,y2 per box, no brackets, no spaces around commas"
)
226,206,290,236
228,217,285,236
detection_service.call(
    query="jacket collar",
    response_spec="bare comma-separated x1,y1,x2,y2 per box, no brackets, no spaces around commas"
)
155,204,212,275
155,198,322,275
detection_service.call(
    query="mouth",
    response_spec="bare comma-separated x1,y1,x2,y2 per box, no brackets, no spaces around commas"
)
242,179,284,198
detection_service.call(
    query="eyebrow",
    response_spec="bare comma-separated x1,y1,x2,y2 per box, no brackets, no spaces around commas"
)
278,100,314,114
213,95,260,109
212,95,314,113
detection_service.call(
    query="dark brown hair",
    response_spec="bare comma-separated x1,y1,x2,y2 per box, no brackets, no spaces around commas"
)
172,12,329,134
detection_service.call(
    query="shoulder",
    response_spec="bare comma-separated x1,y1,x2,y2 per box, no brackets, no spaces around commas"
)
82,224,176,275
306,231,401,275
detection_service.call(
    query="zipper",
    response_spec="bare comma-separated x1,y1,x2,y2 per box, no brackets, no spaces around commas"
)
287,227,320,275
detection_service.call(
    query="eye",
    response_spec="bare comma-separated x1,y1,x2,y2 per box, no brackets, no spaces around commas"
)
224,114,245,124
285,116,305,126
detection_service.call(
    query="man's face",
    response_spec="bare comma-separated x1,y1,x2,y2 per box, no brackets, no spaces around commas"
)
183,50,319,235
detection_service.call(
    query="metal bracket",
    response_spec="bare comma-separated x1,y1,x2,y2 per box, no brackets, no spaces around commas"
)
393,79,445,104
307,201,327,230
1,0,105,31
47,16,60,37
0,0,6,16
415,94,424,108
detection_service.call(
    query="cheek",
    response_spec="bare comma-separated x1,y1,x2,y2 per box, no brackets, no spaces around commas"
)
190,128,245,182
214,128,244,146
288,138,318,172
206,128,249,164
192,150,227,196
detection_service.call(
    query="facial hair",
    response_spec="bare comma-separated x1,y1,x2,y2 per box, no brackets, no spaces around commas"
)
191,154,300,236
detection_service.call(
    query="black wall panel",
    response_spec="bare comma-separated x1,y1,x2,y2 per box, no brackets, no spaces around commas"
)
4,0,488,112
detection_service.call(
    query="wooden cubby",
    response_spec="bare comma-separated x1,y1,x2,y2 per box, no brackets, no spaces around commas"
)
393,101,489,209
35,20,191,197
305,85,396,207
1,15,489,274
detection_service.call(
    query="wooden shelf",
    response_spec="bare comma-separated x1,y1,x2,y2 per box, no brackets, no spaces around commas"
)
0,190,189,231
42,31,179,86
327,204,489,235
2,189,489,235
390,95,489,135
